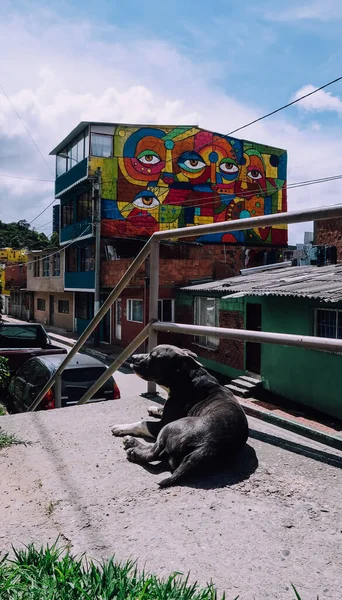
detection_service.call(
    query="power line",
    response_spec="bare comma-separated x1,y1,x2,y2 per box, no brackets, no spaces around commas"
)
227,76,342,135
0,172,54,182
20,225,92,267
29,198,58,225
0,82,55,177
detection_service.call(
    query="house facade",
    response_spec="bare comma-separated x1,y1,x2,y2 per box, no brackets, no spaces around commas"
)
175,264,342,419
50,121,288,340
26,249,74,331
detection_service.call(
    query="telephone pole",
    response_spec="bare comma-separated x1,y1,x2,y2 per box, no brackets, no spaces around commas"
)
93,167,102,346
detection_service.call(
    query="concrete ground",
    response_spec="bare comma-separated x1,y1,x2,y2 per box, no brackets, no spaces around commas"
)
1,371,342,600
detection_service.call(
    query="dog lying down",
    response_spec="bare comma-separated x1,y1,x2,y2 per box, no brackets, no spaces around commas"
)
111,344,249,488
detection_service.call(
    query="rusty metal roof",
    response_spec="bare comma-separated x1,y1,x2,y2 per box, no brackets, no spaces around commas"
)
181,264,342,303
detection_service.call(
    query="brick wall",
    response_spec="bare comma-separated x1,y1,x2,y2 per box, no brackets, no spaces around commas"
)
315,218,342,260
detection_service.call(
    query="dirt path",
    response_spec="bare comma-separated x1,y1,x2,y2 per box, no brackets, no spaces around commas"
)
1,398,342,599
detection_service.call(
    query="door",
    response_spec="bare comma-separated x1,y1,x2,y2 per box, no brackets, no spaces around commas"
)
100,294,111,344
49,295,55,326
246,303,262,374
115,299,122,340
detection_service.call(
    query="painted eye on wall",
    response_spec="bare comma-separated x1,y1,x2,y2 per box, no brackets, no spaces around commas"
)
132,193,160,209
136,150,161,165
219,161,239,174
178,152,206,173
247,169,263,180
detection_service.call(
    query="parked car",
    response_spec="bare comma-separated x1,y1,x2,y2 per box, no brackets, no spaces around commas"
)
0,323,67,375
7,353,121,412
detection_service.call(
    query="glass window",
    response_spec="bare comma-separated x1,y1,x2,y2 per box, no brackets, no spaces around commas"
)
127,299,143,323
42,256,50,277
77,134,84,162
53,253,60,277
76,191,92,221
58,300,69,314
316,309,342,339
56,154,67,177
66,247,77,272
158,299,174,322
61,199,73,227
194,297,219,349
90,133,113,158
84,130,89,157
37,298,46,311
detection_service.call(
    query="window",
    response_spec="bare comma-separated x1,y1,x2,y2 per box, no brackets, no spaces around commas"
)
56,154,67,177
75,292,93,320
194,297,219,349
56,130,89,177
33,258,40,277
42,256,50,277
315,309,342,339
37,298,46,311
53,253,60,277
58,300,69,314
66,247,77,272
61,199,73,227
80,245,95,272
90,133,113,157
127,299,143,323
158,299,174,322
76,190,92,221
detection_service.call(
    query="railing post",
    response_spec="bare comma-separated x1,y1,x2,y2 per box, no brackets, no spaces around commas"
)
54,374,62,409
147,239,160,394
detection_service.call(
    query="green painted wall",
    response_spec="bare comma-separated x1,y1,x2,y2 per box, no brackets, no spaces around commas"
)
247,296,342,419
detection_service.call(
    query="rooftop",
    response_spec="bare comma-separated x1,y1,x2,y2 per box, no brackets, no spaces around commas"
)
181,263,342,303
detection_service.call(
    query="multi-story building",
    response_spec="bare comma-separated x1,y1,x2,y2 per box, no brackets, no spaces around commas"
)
0,248,27,315
26,249,74,331
50,122,287,343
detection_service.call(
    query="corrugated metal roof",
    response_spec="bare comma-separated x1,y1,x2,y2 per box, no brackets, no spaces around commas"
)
181,264,342,303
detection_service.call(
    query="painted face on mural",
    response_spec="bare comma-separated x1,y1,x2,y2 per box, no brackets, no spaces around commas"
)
109,126,287,244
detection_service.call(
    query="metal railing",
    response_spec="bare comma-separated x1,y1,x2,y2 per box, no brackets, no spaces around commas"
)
28,202,342,412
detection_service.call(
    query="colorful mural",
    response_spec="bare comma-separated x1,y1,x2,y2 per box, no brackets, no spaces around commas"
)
97,125,287,245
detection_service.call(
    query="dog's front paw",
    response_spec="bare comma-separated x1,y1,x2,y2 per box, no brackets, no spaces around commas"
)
147,405,163,418
111,424,130,436
123,436,138,450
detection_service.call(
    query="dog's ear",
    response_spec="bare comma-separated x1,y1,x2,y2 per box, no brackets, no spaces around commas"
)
181,349,199,360
177,353,202,371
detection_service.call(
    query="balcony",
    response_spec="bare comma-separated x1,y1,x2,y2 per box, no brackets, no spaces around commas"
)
64,271,95,290
55,158,88,197
60,219,93,244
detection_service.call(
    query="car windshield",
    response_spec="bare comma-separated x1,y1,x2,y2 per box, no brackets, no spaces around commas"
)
62,366,106,383
0,325,46,348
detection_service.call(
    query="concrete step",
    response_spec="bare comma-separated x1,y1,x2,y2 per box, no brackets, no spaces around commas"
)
225,384,250,397
240,375,262,386
231,378,256,390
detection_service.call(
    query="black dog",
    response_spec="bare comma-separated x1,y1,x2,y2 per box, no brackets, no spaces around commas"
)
111,344,249,488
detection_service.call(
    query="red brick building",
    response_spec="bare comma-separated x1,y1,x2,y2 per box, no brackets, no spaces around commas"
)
314,218,342,261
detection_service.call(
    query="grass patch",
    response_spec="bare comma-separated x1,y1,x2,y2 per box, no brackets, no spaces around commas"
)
0,402,7,416
0,428,26,450
0,541,315,599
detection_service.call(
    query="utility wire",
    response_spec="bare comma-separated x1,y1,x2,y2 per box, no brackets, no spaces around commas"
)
0,82,55,177
0,172,54,182
19,225,92,267
227,76,342,135
29,198,58,225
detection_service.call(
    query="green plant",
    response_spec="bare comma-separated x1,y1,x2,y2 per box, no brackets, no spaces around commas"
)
0,357,10,393
0,429,25,449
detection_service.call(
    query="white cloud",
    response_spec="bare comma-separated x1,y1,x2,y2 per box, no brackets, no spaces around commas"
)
292,85,342,115
265,0,342,22
0,6,341,245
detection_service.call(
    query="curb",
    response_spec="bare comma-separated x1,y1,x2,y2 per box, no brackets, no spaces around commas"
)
239,399,342,452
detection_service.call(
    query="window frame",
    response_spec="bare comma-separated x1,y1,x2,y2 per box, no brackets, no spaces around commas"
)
314,308,342,339
42,256,50,277
33,257,40,278
58,300,69,314
53,253,60,277
158,298,175,322
37,298,46,311
127,299,143,323
194,296,220,349
76,190,92,222
90,133,113,158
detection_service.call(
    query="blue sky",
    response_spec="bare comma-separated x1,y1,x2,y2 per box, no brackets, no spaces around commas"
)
1,0,342,242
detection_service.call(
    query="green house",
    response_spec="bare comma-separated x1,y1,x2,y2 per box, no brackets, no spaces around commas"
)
176,263,342,419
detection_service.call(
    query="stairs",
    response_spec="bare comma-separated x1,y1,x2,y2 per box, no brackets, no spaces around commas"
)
225,375,262,398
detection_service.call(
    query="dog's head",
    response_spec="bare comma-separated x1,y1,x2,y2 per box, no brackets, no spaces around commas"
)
130,344,202,386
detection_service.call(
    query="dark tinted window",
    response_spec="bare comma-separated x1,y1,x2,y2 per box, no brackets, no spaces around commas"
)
62,366,106,383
